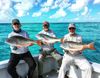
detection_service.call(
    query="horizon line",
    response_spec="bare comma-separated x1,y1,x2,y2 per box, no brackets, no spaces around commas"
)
0,21,100,24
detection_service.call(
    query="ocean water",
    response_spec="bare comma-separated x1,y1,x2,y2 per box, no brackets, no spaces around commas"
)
0,23,100,63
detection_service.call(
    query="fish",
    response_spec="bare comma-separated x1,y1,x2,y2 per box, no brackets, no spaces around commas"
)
5,36,38,47
37,34,61,44
60,41,95,53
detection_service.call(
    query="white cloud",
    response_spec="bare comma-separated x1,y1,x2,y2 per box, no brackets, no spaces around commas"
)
93,0,100,4
32,12,42,17
0,9,13,20
39,0,70,17
41,0,54,7
0,0,35,21
0,0,15,22
36,0,54,16
32,0,52,17
16,10,24,17
97,12,100,15
51,1,58,9
40,0,54,13
40,7,50,12
68,0,89,12
86,16,95,21
27,12,29,15
0,0,11,10
50,8,66,18
11,0,22,2
73,17,79,21
81,7,89,16
14,0,34,17
58,0,71,9
51,0,71,9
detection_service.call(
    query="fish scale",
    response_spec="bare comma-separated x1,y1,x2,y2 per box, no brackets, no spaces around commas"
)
5,36,37,47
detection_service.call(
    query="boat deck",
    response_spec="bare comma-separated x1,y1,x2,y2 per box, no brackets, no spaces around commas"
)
43,70,68,78
43,70,58,78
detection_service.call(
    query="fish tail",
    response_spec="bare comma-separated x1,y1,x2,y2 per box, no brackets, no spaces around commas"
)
88,42,96,50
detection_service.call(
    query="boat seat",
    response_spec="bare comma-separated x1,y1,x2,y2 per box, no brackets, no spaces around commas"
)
68,62,100,78
92,62,100,73
38,55,58,75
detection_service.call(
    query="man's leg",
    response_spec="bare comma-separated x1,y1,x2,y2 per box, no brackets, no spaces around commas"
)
51,50,62,67
7,53,20,78
38,53,47,78
23,52,36,78
74,55,92,78
58,54,72,78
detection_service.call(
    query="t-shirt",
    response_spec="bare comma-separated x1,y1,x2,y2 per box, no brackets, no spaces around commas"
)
8,30,29,54
63,33,82,55
36,30,56,51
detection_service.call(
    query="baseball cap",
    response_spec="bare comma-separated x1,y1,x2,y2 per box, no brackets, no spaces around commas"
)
43,21,49,27
12,19,21,25
68,23,76,29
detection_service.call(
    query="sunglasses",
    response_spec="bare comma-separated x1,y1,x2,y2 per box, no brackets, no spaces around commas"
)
43,25,49,28
43,24,49,26
13,23,20,25
69,28,75,30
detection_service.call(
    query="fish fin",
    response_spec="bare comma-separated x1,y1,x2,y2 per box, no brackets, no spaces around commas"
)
88,42,96,50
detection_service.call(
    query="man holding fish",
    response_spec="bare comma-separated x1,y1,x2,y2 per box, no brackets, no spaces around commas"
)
6,20,95,78
7,19,36,78
36,21,62,78
58,23,92,78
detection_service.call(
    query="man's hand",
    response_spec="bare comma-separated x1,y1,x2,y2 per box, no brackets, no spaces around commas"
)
28,42,34,46
61,38,64,43
36,40,43,46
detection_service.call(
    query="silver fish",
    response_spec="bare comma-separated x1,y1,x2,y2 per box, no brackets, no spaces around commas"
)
5,36,37,47
60,41,95,52
37,34,61,44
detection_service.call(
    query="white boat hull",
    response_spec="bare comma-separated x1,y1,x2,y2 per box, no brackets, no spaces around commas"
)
69,64,100,78
0,56,100,78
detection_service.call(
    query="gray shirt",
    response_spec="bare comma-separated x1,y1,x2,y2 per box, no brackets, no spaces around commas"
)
63,33,82,55
8,30,29,54
36,30,56,51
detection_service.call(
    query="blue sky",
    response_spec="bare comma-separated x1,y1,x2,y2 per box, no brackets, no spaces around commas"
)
0,0,100,23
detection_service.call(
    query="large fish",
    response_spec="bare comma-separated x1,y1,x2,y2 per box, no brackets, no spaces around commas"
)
37,34,61,44
5,36,38,47
60,41,95,53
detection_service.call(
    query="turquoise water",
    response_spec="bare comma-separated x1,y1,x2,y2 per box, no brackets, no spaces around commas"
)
0,23,100,63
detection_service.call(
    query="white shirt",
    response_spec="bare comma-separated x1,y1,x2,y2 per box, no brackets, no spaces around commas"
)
36,30,56,51
8,30,29,54
63,33,82,55
63,33,82,43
